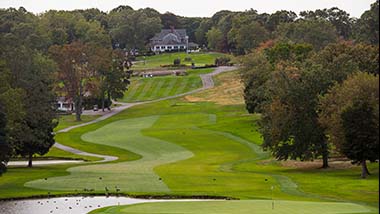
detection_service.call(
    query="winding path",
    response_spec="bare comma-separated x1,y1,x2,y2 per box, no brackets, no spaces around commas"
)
53,66,238,162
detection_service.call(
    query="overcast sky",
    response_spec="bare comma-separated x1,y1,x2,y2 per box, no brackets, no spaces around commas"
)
0,0,375,18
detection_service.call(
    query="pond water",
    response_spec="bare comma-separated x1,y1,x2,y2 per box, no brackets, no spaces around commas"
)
0,196,206,214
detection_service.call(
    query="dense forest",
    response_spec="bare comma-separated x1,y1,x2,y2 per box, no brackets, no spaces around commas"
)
0,1,379,176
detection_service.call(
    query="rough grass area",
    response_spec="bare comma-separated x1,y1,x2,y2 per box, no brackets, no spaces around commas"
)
121,75,202,103
133,52,225,70
91,200,373,214
185,70,244,105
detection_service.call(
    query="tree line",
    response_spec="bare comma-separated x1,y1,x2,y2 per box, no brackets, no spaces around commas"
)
0,6,132,173
241,1,379,178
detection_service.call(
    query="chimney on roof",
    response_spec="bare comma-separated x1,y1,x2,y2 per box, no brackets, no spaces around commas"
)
170,26,174,33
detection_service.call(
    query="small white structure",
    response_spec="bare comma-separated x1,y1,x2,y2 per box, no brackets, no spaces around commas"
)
57,97,74,112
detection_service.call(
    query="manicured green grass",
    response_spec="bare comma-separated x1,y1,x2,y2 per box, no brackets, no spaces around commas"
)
91,200,373,214
14,100,379,209
43,147,102,162
0,164,80,199
55,114,101,131
0,71,378,214
25,116,193,193
133,52,225,70
121,75,202,103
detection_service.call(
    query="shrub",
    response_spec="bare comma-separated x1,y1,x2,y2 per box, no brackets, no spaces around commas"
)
184,57,192,62
192,64,217,69
173,58,181,65
83,97,111,110
215,56,232,66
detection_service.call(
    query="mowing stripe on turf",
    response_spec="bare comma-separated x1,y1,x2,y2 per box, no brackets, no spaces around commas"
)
136,78,155,101
146,78,166,101
164,78,179,97
25,116,193,193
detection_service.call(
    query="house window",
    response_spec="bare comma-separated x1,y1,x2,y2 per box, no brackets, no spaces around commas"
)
174,46,178,49
167,46,172,49
161,46,165,49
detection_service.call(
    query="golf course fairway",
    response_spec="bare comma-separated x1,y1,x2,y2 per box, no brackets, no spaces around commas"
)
25,116,193,192
2,70,377,213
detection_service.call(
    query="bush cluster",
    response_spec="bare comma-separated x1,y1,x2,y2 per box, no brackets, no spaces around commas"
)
215,57,233,66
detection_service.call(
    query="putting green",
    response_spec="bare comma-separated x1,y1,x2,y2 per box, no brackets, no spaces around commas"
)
91,200,372,214
25,116,193,193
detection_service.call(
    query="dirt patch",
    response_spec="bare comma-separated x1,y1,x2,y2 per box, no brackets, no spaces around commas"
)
258,158,354,170
280,159,353,170
185,71,244,105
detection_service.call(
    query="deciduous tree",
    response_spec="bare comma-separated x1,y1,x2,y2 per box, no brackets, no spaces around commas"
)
206,27,224,51
354,0,379,45
276,19,338,50
341,101,379,178
0,101,10,175
319,72,379,177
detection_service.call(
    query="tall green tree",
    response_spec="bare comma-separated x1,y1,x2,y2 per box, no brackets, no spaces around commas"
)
266,10,297,32
241,51,273,113
319,73,379,177
0,62,26,170
195,19,212,46
206,27,224,51
341,101,379,178
1,45,57,168
300,7,354,39
160,12,181,28
49,42,93,121
234,22,269,54
276,19,338,50
108,8,161,50
15,53,57,167
102,50,131,109
354,0,379,45
260,62,330,167
0,101,10,175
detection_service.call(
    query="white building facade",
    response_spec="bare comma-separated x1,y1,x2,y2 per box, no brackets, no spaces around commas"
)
150,28,189,53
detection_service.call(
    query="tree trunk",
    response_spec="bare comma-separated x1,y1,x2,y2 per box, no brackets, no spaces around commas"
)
75,82,83,121
107,91,111,111
101,91,105,112
321,141,329,168
361,160,369,179
28,153,33,168
75,97,82,121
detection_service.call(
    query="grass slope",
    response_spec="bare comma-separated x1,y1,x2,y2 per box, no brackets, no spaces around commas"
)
0,71,378,214
55,114,101,132
133,52,225,70
25,116,193,193
122,75,202,103
91,200,372,214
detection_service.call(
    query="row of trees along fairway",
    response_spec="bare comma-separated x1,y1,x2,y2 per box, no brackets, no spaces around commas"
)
0,7,131,172
240,1,379,176
242,41,379,176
